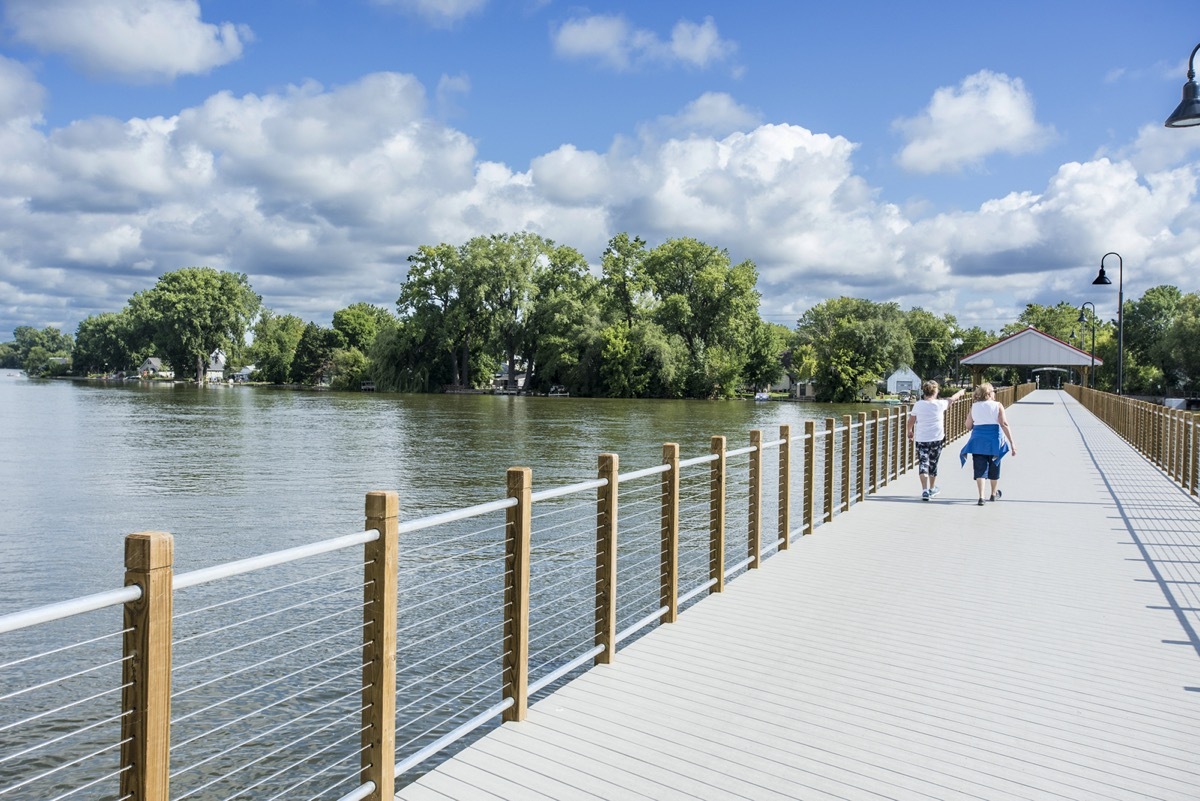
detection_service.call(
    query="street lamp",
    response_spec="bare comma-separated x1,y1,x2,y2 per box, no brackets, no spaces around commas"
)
1165,43,1200,127
1092,252,1123,395
1077,301,1096,388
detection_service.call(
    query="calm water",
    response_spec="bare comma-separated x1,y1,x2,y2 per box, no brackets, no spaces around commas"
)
0,374,873,614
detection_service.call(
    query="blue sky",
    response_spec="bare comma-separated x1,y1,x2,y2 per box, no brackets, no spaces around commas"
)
1,0,1198,343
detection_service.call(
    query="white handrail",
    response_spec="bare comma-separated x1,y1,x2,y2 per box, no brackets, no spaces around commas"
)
530,478,606,503
175,530,380,590
393,697,514,776
395,498,517,536
529,645,606,695
0,586,142,635
620,464,672,482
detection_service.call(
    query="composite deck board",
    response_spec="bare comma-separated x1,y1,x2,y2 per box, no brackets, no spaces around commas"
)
397,390,1200,800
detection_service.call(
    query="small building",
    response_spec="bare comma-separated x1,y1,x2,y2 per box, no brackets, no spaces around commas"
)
886,366,921,395
493,365,526,393
137,358,173,379
232,364,255,383
206,350,227,383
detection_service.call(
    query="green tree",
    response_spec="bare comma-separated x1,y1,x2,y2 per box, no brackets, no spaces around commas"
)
600,233,651,328
130,267,261,384
292,323,346,385
73,312,135,374
332,303,394,353
477,232,550,391
399,242,491,389
250,310,307,384
1123,285,1182,388
796,297,912,402
329,347,369,391
1003,302,1080,342
13,326,73,365
643,237,761,398
1164,292,1200,394
741,320,785,392
23,345,52,377
523,244,604,394
0,343,17,369
905,309,955,381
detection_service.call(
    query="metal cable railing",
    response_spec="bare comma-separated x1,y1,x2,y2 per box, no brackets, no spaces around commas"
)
0,419,930,800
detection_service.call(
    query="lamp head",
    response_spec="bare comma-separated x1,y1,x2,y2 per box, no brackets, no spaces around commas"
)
1092,267,1112,286
1165,77,1200,127
1166,43,1200,128
1077,309,1087,323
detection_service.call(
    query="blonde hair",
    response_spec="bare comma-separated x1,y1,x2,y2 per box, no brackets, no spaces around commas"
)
972,382,994,402
921,380,939,398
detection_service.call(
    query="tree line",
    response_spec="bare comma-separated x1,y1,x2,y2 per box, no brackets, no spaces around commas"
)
4,231,1197,400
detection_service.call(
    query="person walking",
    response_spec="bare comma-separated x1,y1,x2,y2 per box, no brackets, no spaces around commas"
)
959,382,1017,506
906,379,965,500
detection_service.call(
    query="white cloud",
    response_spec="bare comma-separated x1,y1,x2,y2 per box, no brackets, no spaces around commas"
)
1,76,1197,341
0,54,44,122
370,0,488,27
435,73,471,118
3,0,250,81
893,70,1056,174
552,14,737,73
647,92,762,139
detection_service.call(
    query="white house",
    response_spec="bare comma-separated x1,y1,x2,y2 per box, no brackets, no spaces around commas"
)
206,350,227,383
886,366,921,395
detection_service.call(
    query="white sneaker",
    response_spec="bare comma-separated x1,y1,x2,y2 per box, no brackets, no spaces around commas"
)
929,486,941,498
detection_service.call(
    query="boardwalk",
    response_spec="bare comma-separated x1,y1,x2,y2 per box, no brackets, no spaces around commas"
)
397,390,1200,801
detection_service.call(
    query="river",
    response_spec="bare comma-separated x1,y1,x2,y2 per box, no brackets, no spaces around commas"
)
0,373,876,614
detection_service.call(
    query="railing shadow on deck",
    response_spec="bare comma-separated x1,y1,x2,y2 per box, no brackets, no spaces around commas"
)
0,385,1035,800
1062,386,1200,672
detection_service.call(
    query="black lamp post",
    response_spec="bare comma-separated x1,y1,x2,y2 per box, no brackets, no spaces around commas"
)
1165,43,1200,127
1077,301,1096,388
1092,252,1123,395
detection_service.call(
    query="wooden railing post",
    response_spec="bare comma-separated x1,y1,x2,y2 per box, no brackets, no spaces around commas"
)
823,418,835,523
121,531,174,801
596,455,618,664
503,467,532,720
710,436,727,591
748,430,762,569
778,425,792,549
892,407,902,479
803,421,815,535
660,444,680,622
870,410,881,492
879,411,890,487
1185,412,1195,494
856,413,867,502
841,415,852,512
362,492,398,801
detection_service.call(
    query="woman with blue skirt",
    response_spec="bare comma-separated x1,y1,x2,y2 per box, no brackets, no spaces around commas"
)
959,382,1017,506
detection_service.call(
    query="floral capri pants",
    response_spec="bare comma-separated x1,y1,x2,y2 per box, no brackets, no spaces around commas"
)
915,440,945,476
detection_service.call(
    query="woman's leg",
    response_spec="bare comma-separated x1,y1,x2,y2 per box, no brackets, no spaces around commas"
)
989,457,1002,500
972,455,988,502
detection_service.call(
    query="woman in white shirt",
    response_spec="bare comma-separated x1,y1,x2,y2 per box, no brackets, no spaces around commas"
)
906,379,965,500
959,382,1017,506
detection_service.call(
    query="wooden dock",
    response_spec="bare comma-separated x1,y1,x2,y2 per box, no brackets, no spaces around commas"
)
397,390,1200,800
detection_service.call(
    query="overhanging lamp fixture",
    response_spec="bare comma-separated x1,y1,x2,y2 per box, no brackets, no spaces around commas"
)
1165,42,1200,127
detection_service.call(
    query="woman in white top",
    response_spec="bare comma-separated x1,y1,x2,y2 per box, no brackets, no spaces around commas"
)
906,379,965,500
959,382,1017,506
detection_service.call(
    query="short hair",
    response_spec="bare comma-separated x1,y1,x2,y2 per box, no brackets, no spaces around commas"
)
973,382,994,401
921,380,939,398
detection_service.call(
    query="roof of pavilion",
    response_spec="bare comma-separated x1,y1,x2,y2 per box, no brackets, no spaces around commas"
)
960,326,1103,367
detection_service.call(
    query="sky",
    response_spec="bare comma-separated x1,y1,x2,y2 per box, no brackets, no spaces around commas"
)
1,0,1199,343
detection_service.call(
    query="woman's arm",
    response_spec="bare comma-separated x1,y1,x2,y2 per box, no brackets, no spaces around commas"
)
997,405,1017,455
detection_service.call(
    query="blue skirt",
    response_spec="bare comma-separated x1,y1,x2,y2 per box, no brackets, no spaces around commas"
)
959,424,1009,466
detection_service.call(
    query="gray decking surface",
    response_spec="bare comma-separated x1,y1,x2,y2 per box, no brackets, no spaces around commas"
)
397,390,1200,800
